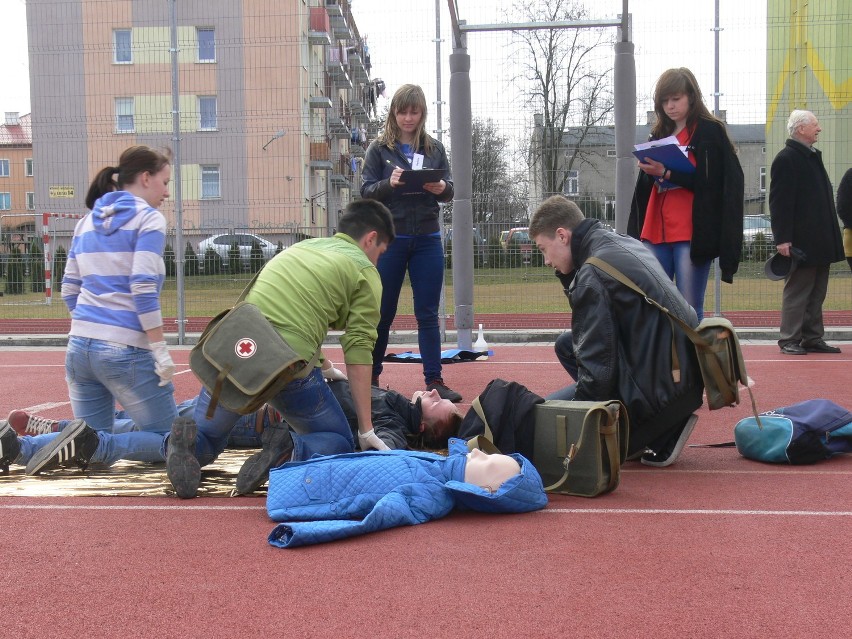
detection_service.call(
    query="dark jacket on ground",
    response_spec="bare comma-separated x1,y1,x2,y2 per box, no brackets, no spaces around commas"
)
329,380,424,450
457,379,545,459
561,219,704,456
628,117,745,283
360,138,454,236
769,139,844,267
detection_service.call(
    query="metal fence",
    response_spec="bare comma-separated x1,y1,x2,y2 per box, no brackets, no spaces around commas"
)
1,0,851,330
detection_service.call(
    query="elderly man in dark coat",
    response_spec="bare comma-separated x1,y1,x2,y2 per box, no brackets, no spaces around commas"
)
768,110,844,355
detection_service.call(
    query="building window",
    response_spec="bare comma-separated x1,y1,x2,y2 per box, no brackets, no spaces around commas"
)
0,193,10,210
198,96,217,130
564,169,579,196
201,165,221,199
26,192,35,210
25,158,33,177
115,97,135,133
197,28,216,62
114,29,132,64
759,167,766,193
606,149,616,157
0,159,9,177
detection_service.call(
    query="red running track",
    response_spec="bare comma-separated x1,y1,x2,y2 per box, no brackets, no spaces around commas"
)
1,343,851,638
2,309,852,334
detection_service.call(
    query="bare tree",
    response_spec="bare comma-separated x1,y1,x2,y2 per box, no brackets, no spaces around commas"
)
510,0,614,198
471,117,516,226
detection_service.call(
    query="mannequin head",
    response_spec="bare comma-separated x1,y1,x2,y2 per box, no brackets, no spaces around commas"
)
411,390,463,447
463,448,522,492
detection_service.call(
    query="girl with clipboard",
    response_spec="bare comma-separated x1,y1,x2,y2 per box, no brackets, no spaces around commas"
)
628,67,744,319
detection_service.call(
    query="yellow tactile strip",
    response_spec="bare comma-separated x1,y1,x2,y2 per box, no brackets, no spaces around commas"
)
0,449,254,498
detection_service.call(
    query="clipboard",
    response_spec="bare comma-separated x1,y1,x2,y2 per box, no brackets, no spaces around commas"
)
397,168,445,194
633,136,694,190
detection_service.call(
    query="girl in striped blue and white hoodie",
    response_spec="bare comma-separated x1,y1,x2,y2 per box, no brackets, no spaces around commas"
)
14,146,180,474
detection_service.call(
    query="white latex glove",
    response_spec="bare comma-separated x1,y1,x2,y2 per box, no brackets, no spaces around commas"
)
151,341,175,386
358,429,390,451
322,363,348,381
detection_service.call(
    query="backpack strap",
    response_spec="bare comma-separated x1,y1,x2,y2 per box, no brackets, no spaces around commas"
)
585,256,687,383
585,256,761,425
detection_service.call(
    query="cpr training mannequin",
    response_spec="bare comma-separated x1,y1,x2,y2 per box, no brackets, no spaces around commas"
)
266,438,547,548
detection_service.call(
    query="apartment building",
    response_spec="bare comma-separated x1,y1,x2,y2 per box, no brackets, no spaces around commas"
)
26,0,376,246
0,112,35,242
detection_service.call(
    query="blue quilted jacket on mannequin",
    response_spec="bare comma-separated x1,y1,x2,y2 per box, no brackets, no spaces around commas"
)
267,439,547,548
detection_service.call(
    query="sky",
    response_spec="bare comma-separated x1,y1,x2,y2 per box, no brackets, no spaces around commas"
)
0,0,767,127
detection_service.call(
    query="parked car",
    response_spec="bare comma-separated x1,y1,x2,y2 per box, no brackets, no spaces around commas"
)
742,215,774,260
502,227,531,251
501,226,538,266
443,227,487,267
197,233,278,271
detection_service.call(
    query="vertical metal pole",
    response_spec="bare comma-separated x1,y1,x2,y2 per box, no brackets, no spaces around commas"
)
435,0,447,342
449,23,473,349
712,0,722,317
170,0,186,343
613,6,635,233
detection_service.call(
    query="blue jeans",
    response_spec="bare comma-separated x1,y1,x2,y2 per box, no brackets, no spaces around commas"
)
373,234,444,384
104,398,264,448
548,330,579,400
19,336,178,466
643,240,711,319
187,367,353,466
66,336,177,434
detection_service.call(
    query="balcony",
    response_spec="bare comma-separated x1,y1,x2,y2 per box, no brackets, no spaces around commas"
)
308,7,332,46
325,0,344,19
329,105,350,139
331,154,353,188
348,49,369,84
309,142,333,171
348,95,366,119
309,95,333,109
326,45,349,80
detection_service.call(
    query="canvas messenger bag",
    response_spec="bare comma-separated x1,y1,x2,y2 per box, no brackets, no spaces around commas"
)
190,271,318,418
467,397,629,498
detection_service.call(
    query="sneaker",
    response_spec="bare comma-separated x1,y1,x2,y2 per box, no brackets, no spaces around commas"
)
426,378,463,403
7,410,61,436
640,414,699,468
235,422,294,495
0,421,22,474
25,420,98,475
166,417,201,499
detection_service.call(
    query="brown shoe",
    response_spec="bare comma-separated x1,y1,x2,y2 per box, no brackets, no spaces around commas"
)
426,378,463,403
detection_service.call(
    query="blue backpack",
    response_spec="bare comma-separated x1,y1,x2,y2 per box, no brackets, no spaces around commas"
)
734,399,852,464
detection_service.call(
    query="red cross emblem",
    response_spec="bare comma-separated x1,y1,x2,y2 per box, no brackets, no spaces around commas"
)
235,338,257,358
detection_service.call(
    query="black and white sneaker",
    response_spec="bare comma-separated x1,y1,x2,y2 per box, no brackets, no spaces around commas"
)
0,421,22,474
25,419,98,475
235,422,293,495
641,414,699,468
166,417,201,499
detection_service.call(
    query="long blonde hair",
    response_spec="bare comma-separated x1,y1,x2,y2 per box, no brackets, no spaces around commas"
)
378,84,434,155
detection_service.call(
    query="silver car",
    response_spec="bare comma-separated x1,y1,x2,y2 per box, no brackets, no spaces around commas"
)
742,215,774,259
197,232,278,271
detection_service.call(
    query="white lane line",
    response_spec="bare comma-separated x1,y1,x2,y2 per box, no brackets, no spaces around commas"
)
1,504,849,517
622,468,852,475
541,508,852,516
21,401,70,412
0,503,265,511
